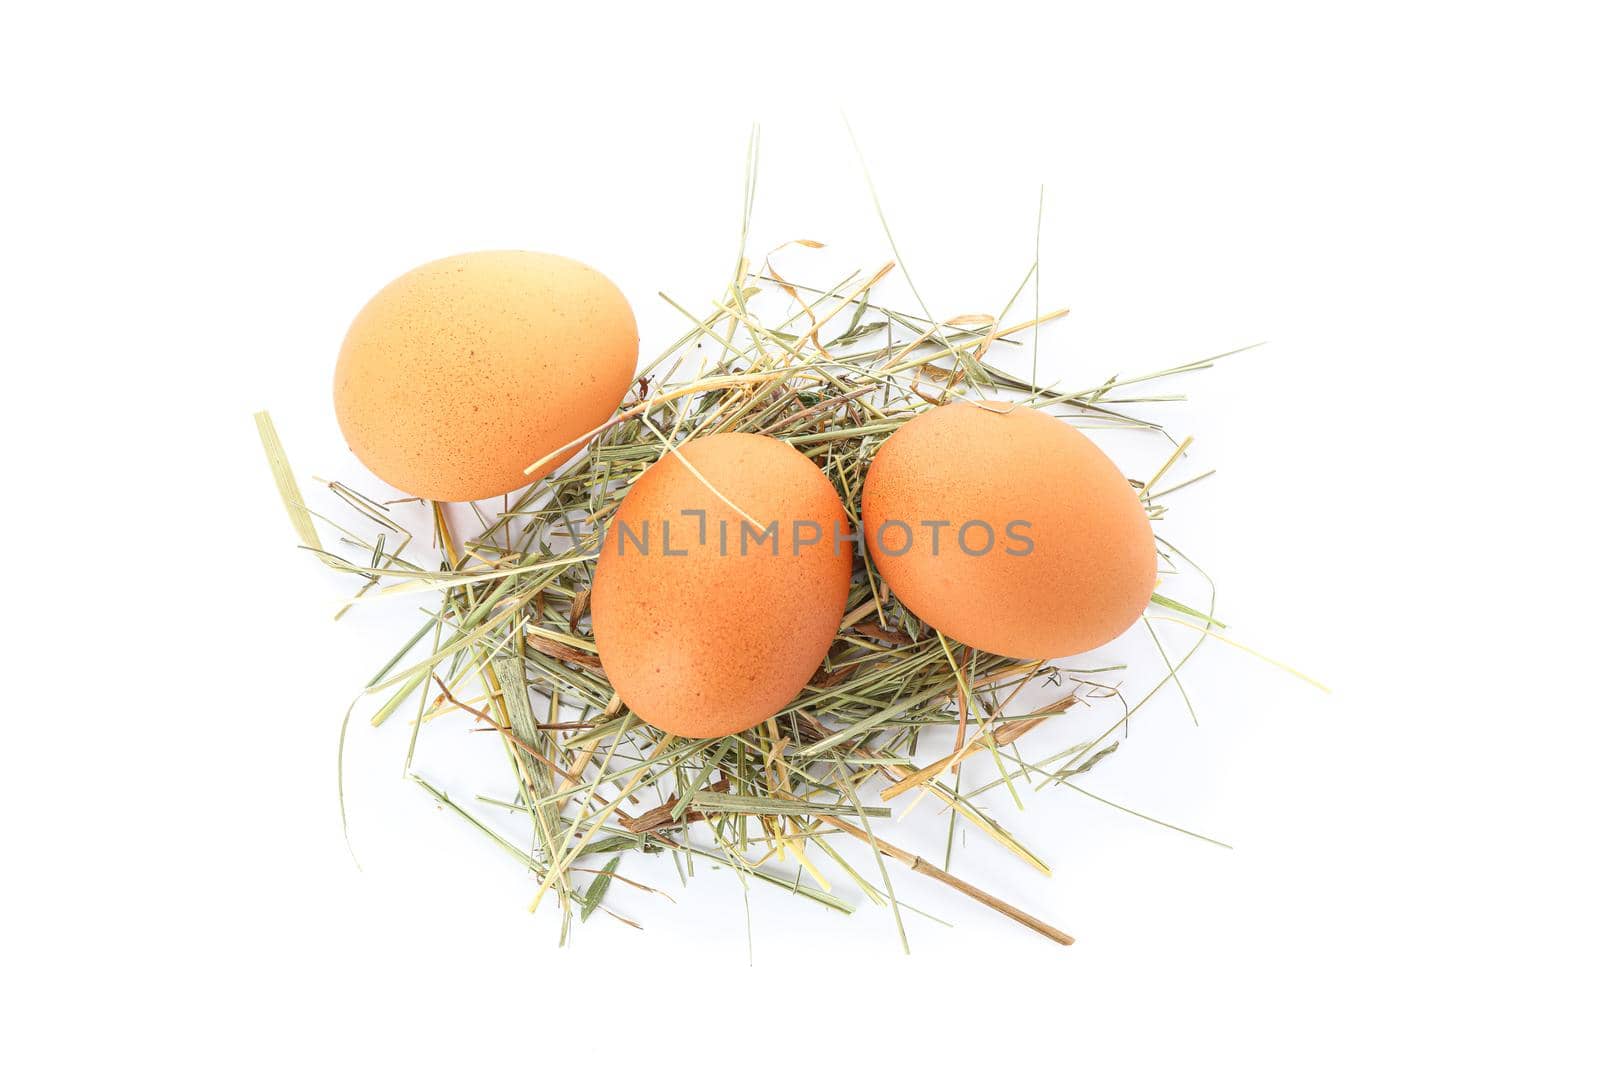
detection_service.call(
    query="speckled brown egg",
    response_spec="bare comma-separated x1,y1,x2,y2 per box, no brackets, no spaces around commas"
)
334,251,637,502
861,402,1156,660
591,434,853,738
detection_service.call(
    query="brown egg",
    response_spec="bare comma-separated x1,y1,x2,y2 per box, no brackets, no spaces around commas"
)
861,402,1156,659
334,251,637,502
591,434,853,738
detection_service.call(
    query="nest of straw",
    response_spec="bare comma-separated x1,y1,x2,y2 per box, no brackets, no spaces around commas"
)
258,152,1247,947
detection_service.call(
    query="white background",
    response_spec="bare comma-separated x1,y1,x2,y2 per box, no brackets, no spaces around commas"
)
4,2,1597,1063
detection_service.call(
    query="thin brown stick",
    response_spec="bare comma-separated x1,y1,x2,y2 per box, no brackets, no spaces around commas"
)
881,691,1075,801
814,814,1074,946
431,673,583,786
880,714,1051,802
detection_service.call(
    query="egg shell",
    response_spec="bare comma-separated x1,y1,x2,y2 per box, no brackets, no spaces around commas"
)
861,402,1156,659
334,250,637,502
591,434,853,738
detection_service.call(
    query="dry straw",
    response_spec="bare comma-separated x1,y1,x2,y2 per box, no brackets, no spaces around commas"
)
258,131,1270,949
